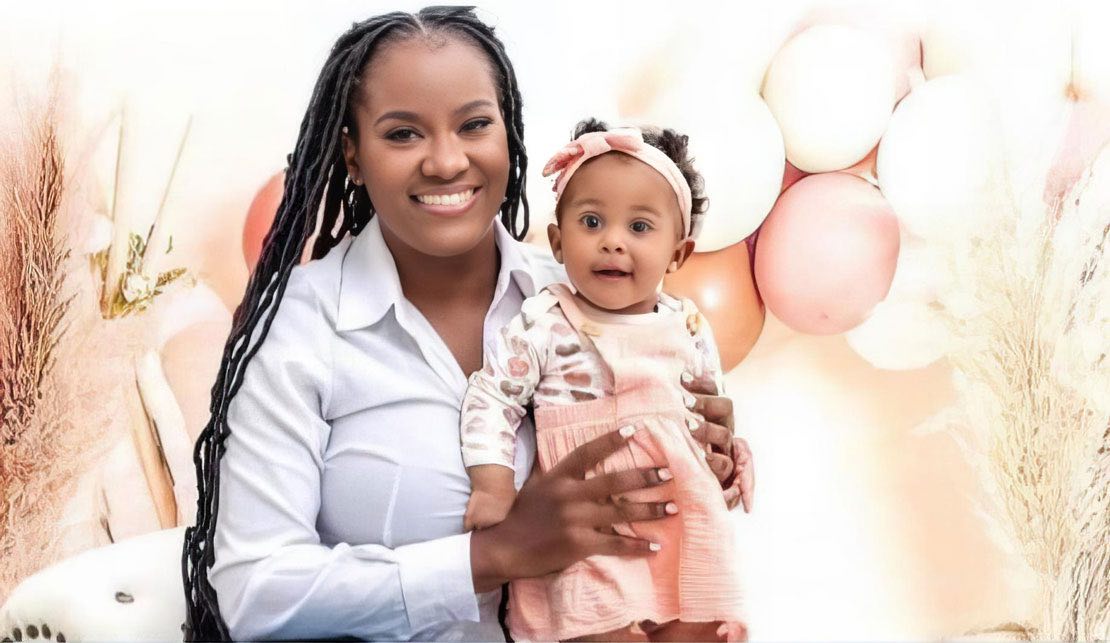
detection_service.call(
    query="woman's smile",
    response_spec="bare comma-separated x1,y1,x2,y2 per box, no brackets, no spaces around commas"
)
411,186,481,217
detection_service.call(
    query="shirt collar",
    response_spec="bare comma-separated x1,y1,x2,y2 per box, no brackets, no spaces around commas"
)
336,216,538,332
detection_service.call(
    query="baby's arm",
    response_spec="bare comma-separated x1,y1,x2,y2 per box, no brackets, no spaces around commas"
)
460,307,548,530
691,310,726,395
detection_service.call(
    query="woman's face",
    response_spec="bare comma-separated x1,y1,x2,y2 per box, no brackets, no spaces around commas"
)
343,36,510,259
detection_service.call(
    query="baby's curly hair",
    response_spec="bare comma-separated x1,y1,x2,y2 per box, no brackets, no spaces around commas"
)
567,117,709,236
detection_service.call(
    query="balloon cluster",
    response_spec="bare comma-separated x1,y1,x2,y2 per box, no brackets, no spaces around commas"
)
657,5,1109,372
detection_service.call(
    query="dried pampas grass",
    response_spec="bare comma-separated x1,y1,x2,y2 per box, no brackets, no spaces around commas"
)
0,90,80,601
923,156,1110,640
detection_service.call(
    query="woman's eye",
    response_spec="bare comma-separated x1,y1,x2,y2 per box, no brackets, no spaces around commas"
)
385,128,418,142
630,221,652,233
580,214,601,229
462,118,493,132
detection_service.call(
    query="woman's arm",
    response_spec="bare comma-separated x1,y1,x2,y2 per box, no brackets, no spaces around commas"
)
683,313,756,512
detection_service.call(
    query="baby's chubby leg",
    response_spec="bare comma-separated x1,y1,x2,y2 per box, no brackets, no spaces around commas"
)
464,463,518,531
649,619,745,642
565,623,649,642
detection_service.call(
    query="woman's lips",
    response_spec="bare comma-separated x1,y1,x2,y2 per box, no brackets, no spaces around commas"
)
411,187,480,216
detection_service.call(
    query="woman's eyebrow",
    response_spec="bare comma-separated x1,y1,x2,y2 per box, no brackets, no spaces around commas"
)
374,110,419,126
374,100,496,127
455,99,496,115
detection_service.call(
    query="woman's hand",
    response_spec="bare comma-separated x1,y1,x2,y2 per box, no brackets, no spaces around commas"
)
682,371,755,513
470,427,675,592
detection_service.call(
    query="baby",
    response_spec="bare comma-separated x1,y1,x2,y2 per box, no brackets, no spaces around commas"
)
460,119,746,641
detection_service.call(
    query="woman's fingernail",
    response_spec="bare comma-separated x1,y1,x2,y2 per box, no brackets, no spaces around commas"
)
683,391,697,409
649,542,662,551
686,416,701,432
619,425,636,438
657,467,673,481
681,372,694,384
665,502,679,515
716,624,728,638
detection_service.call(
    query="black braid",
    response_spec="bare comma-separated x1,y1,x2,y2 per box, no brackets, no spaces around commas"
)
181,7,528,640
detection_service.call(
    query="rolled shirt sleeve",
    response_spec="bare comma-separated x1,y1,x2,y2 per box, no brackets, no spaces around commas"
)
209,273,481,641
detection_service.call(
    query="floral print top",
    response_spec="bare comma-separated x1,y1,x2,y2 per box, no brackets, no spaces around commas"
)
460,286,724,469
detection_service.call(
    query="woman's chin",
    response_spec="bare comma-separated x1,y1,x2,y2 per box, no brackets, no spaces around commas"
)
387,217,499,260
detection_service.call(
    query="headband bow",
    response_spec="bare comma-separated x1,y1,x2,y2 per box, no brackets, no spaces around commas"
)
541,128,695,238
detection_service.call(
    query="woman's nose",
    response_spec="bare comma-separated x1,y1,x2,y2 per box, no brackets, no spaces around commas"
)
421,135,470,179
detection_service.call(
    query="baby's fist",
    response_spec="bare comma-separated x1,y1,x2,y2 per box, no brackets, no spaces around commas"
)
464,489,515,531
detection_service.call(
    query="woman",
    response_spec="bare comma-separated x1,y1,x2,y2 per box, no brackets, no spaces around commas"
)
183,7,754,641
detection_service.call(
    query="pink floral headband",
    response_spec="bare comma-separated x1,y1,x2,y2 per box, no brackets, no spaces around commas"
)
541,128,695,238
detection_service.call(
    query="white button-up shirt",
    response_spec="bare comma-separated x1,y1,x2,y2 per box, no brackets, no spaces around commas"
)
210,216,565,641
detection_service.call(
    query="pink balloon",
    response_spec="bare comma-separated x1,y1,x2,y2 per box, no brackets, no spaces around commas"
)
754,173,900,335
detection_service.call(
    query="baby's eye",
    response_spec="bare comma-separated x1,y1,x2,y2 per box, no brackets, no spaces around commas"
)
630,221,653,233
580,214,601,229
385,127,419,142
461,118,494,132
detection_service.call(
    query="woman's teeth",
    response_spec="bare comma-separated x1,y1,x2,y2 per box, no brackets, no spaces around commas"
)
415,189,474,206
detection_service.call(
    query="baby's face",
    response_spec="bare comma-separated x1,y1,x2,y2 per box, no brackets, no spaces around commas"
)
548,153,691,314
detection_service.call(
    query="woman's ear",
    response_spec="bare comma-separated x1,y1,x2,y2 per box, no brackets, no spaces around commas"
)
342,127,362,186
547,223,564,264
667,237,696,273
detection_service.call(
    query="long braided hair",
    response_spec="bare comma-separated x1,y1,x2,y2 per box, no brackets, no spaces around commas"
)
182,7,528,640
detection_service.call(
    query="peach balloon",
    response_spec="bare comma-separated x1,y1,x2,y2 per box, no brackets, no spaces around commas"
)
1043,97,1110,208
843,144,878,184
754,173,900,335
242,171,284,273
781,161,809,193
664,240,765,372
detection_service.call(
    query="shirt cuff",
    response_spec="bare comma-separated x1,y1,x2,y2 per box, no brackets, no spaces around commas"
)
395,531,481,632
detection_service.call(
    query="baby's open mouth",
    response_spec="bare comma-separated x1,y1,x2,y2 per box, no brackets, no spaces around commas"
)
594,269,630,278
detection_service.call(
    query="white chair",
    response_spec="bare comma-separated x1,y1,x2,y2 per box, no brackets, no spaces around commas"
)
0,528,186,642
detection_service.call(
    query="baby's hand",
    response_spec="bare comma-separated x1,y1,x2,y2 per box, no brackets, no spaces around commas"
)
464,488,516,531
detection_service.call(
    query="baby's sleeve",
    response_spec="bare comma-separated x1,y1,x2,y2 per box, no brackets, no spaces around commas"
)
692,310,727,395
460,306,549,470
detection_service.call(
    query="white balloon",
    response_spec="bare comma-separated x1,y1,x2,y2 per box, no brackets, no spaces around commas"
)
762,25,898,173
644,72,784,252
845,298,951,370
921,0,1071,89
887,233,953,304
877,75,1002,244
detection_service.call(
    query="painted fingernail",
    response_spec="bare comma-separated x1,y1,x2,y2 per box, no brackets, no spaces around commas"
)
665,502,678,515
657,467,673,481
681,372,694,384
683,391,696,409
686,416,700,432
619,425,636,438
649,542,662,551
717,624,728,638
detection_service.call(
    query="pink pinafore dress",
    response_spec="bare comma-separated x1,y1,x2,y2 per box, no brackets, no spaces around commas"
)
507,284,746,641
